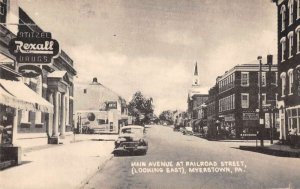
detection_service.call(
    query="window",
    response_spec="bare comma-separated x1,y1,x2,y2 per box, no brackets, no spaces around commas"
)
233,94,235,109
298,0,300,19
258,93,267,106
288,32,294,58
296,27,300,53
262,93,267,105
258,72,267,87
281,72,287,97
287,108,299,133
280,37,286,62
289,0,294,25
281,5,286,31
275,72,278,86
288,69,294,95
241,72,249,87
241,93,249,108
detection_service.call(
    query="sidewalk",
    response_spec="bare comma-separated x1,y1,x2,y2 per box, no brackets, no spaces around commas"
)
15,133,118,152
239,142,300,157
0,134,118,189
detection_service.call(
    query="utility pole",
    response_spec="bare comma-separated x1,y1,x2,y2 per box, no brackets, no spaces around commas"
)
258,56,264,147
267,55,273,144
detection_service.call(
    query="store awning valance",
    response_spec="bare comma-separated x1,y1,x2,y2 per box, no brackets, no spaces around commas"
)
0,53,14,65
0,79,53,113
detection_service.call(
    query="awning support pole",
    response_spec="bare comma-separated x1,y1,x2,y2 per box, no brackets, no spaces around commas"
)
12,108,19,145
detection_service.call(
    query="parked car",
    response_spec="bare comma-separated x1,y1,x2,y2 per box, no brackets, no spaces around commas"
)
180,126,194,135
113,125,148,156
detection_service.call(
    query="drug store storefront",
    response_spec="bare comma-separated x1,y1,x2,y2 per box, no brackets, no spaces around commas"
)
0,78,53,169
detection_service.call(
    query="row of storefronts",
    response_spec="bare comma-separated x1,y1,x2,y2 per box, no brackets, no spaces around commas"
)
187,61,279,140
0,1,76,167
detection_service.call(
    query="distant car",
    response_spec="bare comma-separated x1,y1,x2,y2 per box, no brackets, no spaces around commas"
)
113,125,148,156
163,123,167,126
181,126,194,135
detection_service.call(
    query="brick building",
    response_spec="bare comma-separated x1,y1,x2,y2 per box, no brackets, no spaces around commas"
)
216,63,278,139
273,0,300,145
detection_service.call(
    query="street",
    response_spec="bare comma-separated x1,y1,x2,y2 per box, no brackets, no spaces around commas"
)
83,125,300,189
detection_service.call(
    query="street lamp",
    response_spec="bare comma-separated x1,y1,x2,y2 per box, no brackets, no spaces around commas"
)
258,56,264,147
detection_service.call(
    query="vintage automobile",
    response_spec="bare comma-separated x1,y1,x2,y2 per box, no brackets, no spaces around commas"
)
113,125,148,156
180,126,194,135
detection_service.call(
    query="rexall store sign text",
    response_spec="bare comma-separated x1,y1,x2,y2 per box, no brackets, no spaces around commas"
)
9,32,60,64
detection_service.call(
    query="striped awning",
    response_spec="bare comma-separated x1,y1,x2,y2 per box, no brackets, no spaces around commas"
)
0,79,53,113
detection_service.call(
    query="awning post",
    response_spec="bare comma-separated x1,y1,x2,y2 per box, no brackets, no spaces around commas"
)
12,108,19,145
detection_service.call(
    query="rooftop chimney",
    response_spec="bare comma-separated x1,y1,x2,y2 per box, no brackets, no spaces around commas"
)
92,77,98,83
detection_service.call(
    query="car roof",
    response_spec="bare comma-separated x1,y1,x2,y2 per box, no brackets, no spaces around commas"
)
121,125,144,130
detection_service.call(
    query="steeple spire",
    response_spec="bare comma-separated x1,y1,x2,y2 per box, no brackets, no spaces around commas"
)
194,62,198,76
192,62,200,86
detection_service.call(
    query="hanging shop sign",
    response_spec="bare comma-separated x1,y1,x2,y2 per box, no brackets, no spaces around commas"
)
8,31,60,64
242,112,259,120
106,101,117,110
18,64,42,78
224,114,235,121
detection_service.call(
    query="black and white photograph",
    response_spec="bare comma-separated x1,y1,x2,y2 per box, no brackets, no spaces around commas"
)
0,0,300,189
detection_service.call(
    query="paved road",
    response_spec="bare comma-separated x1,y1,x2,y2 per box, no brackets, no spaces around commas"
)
83,125,300,189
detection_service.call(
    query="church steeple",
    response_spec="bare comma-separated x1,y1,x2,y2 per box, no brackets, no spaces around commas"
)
192,62,200,86
194,62,198,76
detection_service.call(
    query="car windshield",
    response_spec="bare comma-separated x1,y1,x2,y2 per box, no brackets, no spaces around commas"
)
121,128,143,135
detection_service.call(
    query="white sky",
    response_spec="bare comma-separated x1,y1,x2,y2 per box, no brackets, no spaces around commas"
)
20,0,277,115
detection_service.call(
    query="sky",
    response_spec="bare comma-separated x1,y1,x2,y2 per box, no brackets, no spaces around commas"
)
20,0,277,115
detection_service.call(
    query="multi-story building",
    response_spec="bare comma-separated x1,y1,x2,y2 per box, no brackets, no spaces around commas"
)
206,82,219,138
216,63,278,139
17,8,76,142
0,1,76,167
273,0,300,145
187,62,208,131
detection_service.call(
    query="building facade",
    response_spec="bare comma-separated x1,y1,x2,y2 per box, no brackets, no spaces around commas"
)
75,77,128,133
216,63,278,139
273,0,300,145
206,83,219,138
17,8,76,141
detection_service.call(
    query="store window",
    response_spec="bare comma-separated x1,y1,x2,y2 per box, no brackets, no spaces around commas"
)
287,108,299,133
241,93,249,108
241,72,249,87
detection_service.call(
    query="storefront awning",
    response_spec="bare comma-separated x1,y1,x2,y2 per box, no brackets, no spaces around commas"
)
0,79,53,113
0,53,14,65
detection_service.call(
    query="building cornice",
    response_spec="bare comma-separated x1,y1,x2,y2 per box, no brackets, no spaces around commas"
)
217,64,278,82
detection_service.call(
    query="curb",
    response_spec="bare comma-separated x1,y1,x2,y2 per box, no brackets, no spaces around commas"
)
76,154,114,189
239,146,300,157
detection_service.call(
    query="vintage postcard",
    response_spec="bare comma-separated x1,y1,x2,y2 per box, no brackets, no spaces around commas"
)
0,0,299,189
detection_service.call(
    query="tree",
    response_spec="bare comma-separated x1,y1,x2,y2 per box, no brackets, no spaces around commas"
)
159,110,174,125
128,91,154,125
